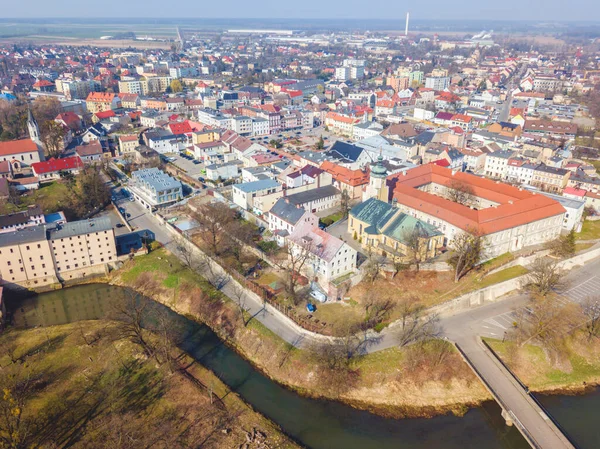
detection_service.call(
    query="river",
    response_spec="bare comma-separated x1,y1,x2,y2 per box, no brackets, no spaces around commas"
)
6,284,593,449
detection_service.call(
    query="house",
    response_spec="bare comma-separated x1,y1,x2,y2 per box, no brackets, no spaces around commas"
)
487,122,522,139
232,179,282,211
284,185,341,213
348,198,444,262
205,161,240,181
81,123,107,144
523,120,577,139
285,165,332,189
320,160,369,199
85,92,121,114
118,135,139,154
268,197,319,246
287,222,357,285
75,141,104,163
0,205,45,234
0,139,43,171
325,112,360,137
55,112,82,133
31,156,84,182
0,160,12,179
530,164,570,194
484,150,514,179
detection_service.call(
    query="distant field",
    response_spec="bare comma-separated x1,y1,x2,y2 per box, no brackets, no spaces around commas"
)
0,21,178,39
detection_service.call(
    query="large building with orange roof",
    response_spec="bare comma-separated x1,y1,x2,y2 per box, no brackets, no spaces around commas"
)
386,164,565,257
320,160,369,199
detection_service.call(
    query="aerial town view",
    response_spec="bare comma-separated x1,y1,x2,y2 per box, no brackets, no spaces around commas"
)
1,2,600,448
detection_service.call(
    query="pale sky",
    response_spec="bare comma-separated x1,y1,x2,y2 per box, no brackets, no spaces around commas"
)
2,0,600,21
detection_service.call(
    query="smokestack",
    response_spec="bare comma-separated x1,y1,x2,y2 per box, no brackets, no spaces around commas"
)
405,12,410,37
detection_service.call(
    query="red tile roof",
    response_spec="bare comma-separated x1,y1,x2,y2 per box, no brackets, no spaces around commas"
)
389,164,565,235
55,112,80,126
95,110,116,119
0,139,38,157
32,156,83,174
320,161,369,187
169,121,193,135
86,92,116,103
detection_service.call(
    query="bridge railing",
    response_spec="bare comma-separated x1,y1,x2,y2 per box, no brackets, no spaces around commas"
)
481,339,580,449
454,342,543,449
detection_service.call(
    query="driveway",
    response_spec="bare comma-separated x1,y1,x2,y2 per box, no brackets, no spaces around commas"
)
326,218,366,256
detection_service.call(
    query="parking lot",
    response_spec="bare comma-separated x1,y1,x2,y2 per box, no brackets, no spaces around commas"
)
167,153,205,178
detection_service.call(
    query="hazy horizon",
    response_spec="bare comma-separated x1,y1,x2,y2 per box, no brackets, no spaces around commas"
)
3,0,600,22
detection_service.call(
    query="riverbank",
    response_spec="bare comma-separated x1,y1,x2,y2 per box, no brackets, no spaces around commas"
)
486,334,600,396
109,248,492,419
0,320,299,449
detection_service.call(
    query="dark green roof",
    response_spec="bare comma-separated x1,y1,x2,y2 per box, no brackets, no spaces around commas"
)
351,198,442,244
381,214,442,242
350,198,396,227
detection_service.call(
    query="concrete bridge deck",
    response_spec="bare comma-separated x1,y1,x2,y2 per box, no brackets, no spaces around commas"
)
456,336,576,449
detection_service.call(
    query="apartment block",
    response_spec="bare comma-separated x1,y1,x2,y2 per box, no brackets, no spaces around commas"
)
0,217,117,287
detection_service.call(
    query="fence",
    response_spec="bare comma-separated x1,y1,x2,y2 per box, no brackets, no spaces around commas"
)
161,218,336,336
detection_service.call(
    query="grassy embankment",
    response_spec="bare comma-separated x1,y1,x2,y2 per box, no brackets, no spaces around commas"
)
0,321,298,449
111,248,490,418
486,335,600,394
578,219,600,241
312,252,528,331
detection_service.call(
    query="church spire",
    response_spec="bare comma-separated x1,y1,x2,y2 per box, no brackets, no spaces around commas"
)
27,108,41,145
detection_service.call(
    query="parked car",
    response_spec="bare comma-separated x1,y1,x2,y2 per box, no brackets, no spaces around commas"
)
306,303,317,313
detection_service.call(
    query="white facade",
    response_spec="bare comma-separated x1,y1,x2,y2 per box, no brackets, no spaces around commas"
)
484,153,512,179
252,118,270,136
232,116,253,135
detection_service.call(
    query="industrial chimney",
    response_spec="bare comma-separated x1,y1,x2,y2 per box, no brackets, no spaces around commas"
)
405,12,410,36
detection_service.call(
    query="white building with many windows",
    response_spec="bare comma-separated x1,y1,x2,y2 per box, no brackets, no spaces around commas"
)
130,168,183,209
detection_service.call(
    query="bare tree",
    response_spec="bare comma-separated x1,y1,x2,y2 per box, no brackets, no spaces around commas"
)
395,295,441,346
448,230,485,282
196,252,230,291
277,236,318,303
402,227,429,272
580,296,600,341
339,189,351,219
175,235,204,272
190,202,235,256
528,258,565,296
40,120,66,159
230,282,251,327
362,290,396,328
510,295,578,356
363,244,386,285
109,292,154,357
446,178,475,205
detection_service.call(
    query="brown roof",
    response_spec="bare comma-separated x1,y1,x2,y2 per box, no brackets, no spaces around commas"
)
524,120,577,135
0,139,38,157
389,164,565,235
381,123,418,138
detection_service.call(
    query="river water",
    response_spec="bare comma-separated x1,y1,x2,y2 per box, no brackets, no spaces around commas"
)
7,284,592,449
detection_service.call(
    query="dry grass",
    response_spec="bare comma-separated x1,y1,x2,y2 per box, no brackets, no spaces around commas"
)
115,249,492,417
0,321,298,449
487,333,600,392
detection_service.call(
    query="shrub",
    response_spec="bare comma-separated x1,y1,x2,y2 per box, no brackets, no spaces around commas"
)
257,240,278,253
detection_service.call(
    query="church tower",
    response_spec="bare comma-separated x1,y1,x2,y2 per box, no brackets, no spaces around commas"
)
363,154,389,202
27,108,41,146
